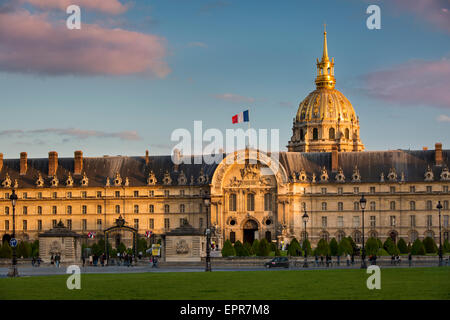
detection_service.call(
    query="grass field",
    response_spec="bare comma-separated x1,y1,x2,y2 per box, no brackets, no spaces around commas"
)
0,267,448,300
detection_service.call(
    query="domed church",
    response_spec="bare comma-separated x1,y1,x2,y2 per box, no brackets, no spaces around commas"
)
288,27,364,153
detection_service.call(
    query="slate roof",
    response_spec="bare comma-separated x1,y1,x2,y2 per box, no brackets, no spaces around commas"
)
0,149,448,187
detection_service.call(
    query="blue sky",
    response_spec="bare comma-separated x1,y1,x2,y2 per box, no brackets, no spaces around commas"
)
0,0,449,158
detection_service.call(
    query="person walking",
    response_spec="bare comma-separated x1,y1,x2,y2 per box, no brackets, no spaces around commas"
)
89,254,93,266
373,254,377,265
51,254,54,266
314,254,319,267
320,255,324,266
346,253,350,266
351,254,354,265
55,254,60,268
336,255,340,266
408,253,412,267
82,255,86,267
391,254,395,265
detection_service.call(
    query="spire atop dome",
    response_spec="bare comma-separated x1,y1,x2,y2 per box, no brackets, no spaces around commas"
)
315,26,335,89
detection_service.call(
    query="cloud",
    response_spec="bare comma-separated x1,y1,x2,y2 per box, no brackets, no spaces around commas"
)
213,93,255,104
0,128,141,141
22,0,129,15
437,114,450,123
279,101,294,108
200,1,230,13
361,58,450,109
188,42,208,48
390,0,450,33
0,9,170,76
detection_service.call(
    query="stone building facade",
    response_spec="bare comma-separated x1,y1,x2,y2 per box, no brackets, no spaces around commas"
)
0,29,449,250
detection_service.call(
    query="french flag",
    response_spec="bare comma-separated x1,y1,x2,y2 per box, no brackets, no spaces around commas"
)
232,110,249,124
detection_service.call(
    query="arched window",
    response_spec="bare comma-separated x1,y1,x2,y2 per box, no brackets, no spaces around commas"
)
247,193,255,211
345,128,349,139
313,128,318,141
229,194,237,211
353,231,362,244
321,231,330,242
264,193,272,211
329,128,335,140
410,201,416,211
336,231,345,242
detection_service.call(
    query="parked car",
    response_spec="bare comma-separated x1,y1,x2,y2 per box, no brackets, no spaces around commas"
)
265,257,289,268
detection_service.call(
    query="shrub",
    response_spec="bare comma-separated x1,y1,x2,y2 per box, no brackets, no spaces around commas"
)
422,237,437,254
251,239,260,255
117,242,127,254
244,242,254,255
365,237,379,256
443,239,450,253
316,238,329,256
302,238,312,256
397,238,408,254
329,238,338,256
0,243,12,258
383,237,398,255
31,240,39,257
287,238,302,256
221,240,235,257
338,237,353,255
411,239,426,255
274,246,281,257
376,238,383,249
257,238,271,256
347,236,358,254
377,248,389,256
17,241,32,258
234,240,249,256
137,238,148,253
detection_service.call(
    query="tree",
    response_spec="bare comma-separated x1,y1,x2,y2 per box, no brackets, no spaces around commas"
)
338,237,353,255
0,243,12,258
383,237,398,255
251,239,260,256
347,236,358,254
17,241,32,258
137,238,148,254
397,238,408,254
31,240,39,257
244,242,254,255
257,238,271,256
329,238,338,256
234,240,249,256
117,242,127,254
422,237,437,254
287,238,301,256
365,237,379,256
221,240,235,257
316,238,329,256
443,239,450,253
376,238,383,249
302,238,312,256
411,239,426,255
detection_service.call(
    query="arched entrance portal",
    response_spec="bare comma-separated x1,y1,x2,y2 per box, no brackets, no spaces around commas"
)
104,216,138,259
243,219,258,244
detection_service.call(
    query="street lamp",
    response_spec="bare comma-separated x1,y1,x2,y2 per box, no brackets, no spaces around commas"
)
204,196,211,272
359,194,367,269
302,205,309,268
8,189,19,277
437,201,443,267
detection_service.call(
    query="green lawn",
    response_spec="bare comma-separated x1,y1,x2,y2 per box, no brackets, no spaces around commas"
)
0,267,448,300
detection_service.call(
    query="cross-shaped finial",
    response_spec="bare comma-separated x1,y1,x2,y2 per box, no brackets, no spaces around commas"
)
324,22,327,33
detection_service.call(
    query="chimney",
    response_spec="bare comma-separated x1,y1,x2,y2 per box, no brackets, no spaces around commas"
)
331,144,339,171
20,152,28,175
48,151,58,176
145,149,149,165
435,143,443,166
74,150,83,175
423,147,428,151
0,153,3,172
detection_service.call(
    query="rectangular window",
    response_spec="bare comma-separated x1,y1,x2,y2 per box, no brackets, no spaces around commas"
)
23,220,27,231
426,186,432,193
370,216,376,227
353,216,360,228
199,203,203,214
354,202,359,211
426,201,432,210
97,191,102,198
149,218,154,229
5,193,9,199
149,205,154,213
370,187,375,194
67,219,72,230
410,215,416,227
410,186,416,193
337,187,343,195
37,192,42,199
66,192,72,199
321,188,327,194
443,186,449,193
23,206,28,215
97,219,102,230
37,206,42,215
164,190,169,197
321,216,327,228
390,216,396,227
37,220,42,231
180,204,185,213
67,206,72,214
5,220,9,231
321,202,327,211
82,219,87,231
370,201,376,211
134,205,139,213
337,216,344,228
199,218,203,228
444,215,449,228
82,205,87,214
179,218,186,227
134,191,139,197
390,201,396,210
149,190,154,197
115,205,120,214
180,190,185,196
53,192,57,199
5,207,9,215
164,205,170,213
444,201,448,210
427,215,432,227
390,186,396,194
82,191,87,198
52,206,57,214
338,202,343,211
164,218,170,229
97,205,102,214
23,192,27,199
115,191,120,198
353,187,359,194
52,219,57,228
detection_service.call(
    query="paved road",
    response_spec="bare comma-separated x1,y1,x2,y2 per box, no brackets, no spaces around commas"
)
1,263,446,277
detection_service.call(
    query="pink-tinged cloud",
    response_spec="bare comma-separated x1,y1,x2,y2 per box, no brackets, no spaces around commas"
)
23,0,129,15
0,10,170,77
390,0,450,33
0,128,141,141
437,114,450,123
213,93,255,103
362,59,450,109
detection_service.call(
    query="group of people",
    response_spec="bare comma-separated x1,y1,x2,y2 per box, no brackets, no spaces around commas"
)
82,253,107,267
391,254,402,265
50,254,61,267
31,256,42,267
313,254,347,267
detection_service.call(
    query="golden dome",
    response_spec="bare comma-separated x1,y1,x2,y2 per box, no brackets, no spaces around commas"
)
296,88,358,123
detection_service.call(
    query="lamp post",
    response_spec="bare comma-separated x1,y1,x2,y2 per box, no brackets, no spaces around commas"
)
359,194,367,269
302,205,309,268
437,201,443,267
204,196,211,272
8,189,19,277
